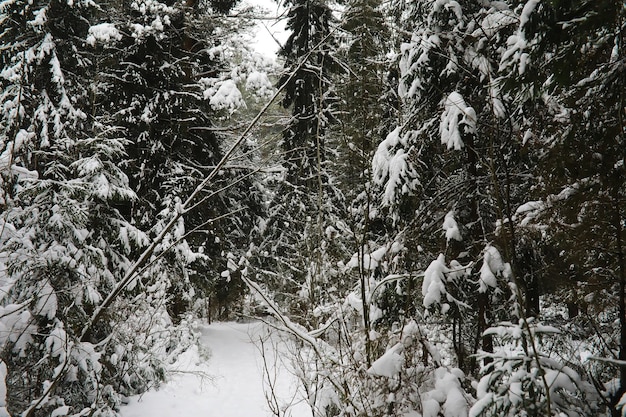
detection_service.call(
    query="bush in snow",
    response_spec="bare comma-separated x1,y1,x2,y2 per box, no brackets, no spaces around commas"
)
471,317,599,417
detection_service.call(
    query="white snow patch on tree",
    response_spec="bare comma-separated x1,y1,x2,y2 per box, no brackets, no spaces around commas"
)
422,254,449,308
245,71,274,99
73,342,102,374
51,405,70,417
443,210,462,241
86,23,122,46
433,0,463,22
479,260,497,292
519,0,540,30
372,127,418,207
514,200,545,227
479,245,509,293
0,305,37,354
34,280,58,319
515,200,543,214
440,92,476,150
421,367,469,417
45,326,68,363
0,130,39,185
499,0,540,75
367,343,404,378
346,245,389,271
205,79,245,114
344,289,384,324
477,10,516,38
489,84,507,119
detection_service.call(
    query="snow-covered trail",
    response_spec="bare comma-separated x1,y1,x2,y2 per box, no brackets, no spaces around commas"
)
121,321,312,417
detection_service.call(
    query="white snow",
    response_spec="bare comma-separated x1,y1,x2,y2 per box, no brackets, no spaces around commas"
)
440,92,476,151
345,245,388,271
86,23,122,46
367,343,404,378
489,84,506,119
372,127,418,207
421,367,469,417
442,211,462,242
29,6,48,28
422,398,441,417
479,260,497,292
34,280,58,319
479,245,509,292
45,326,68,362
0,305,36,354
477,10,516,38
206,80,245,114
499,0,540,75
433,0,463,21
246,70,274,99
120,321,312,417
51,406,70,417
515,200,543,214
519,0,540,30
422,254,449,308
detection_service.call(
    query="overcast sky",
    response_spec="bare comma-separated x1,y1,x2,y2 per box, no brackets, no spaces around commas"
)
241,0,289,59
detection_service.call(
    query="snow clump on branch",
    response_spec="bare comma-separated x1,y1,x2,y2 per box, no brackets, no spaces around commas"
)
440,92,476,151
86,23,122,46
478,244,511,292
443,210,462,242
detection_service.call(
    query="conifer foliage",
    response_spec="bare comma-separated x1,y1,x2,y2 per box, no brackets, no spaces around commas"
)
0,0,255,414
103,0,257,321
0,0,154,414
278,0,336,187
249,0,348,322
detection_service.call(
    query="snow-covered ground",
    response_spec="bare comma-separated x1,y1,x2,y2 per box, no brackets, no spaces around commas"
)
121,321,312,417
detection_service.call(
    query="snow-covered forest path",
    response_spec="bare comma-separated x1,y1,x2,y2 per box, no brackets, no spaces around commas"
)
121,321,312,417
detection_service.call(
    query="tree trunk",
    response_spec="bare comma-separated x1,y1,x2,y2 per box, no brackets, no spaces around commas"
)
465,134,493,363
525,263,540,318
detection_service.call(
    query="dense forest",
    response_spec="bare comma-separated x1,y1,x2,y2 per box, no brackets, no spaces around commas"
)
0,0,625,415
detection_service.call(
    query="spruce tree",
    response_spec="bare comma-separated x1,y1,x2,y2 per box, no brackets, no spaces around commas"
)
0,0,163,414
0,0,264,413
333,0,395,364
250,0,346,323
373,0,519,372
504,0,626,413
103,0,261,322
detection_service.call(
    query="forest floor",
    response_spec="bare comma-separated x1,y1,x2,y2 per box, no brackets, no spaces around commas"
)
120,321,313,417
